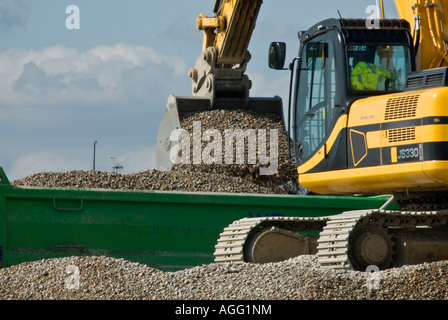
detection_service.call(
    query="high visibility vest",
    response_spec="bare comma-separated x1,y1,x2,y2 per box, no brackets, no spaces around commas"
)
350,61,396,91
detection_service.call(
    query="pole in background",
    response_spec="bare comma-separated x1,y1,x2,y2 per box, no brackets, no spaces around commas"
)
93,140,97,171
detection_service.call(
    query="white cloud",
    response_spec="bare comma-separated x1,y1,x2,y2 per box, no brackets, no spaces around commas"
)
0,43,189,107
1,43,191,181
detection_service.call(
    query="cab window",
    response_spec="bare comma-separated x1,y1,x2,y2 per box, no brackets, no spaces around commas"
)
347,44,412,92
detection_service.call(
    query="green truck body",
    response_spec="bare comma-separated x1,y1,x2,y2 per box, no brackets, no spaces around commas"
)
0,167,395,271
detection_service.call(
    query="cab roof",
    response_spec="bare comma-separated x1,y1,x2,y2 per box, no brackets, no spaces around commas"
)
299,18,412,46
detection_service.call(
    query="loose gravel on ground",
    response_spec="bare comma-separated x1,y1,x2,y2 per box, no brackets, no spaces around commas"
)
6,109,448,300
1,255,447,300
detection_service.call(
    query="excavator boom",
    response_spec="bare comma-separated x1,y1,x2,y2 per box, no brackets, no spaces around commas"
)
394,0,448,70
197,0,262,66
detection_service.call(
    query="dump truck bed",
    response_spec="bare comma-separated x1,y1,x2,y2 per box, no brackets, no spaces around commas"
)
0,167,395,271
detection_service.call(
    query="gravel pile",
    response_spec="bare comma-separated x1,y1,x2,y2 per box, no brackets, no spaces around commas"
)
13,109,298,194
12,169,276,194
174,109,298,191
1,254,447,300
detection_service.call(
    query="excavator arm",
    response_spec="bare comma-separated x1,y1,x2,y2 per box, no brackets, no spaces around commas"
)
188,0,263,104
394,0,448,70
196,0,262,65
156,0,283,171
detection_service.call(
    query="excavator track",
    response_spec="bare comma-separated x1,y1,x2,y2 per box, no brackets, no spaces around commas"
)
214,209,448,271
318,209,448,270
317,210,378,269
317,210,390,270
214,216,329,264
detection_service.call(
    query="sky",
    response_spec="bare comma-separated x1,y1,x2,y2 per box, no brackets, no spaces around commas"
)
0,0,401,181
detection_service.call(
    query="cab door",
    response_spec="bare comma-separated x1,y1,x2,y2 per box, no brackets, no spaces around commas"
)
294,35,342,173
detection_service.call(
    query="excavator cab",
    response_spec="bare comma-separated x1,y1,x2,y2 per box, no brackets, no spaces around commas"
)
270,19,415,192
213,4,448,271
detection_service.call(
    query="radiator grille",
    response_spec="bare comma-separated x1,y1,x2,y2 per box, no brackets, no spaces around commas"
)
426,73,445,86
406,76,423,89
388,127,416,143
385,95,419,120
405,67,448,91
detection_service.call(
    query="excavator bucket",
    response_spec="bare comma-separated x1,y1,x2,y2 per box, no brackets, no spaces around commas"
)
156,94,284,171
156,0,284,171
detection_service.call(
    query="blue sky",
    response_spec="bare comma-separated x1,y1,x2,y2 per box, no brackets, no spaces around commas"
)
0,0,401,181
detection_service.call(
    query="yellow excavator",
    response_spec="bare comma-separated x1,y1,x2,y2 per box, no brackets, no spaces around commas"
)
293,0,448,200
157,0,448,271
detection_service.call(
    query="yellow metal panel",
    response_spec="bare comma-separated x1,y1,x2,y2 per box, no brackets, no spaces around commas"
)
391,147,398,163
348,88,448,126
298,115,347,174
366,131,381,149
423,161,448,184
297,146,326,175
325,115,347,156
426,87,448,116
394,0,448,69
347,97,388,129
299,161,448,195
420,124,448,142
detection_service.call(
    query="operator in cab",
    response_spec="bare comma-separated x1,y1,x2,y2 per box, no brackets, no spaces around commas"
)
350,45,398,92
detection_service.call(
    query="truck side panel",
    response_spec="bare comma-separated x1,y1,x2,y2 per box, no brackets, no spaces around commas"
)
0,169,395,270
